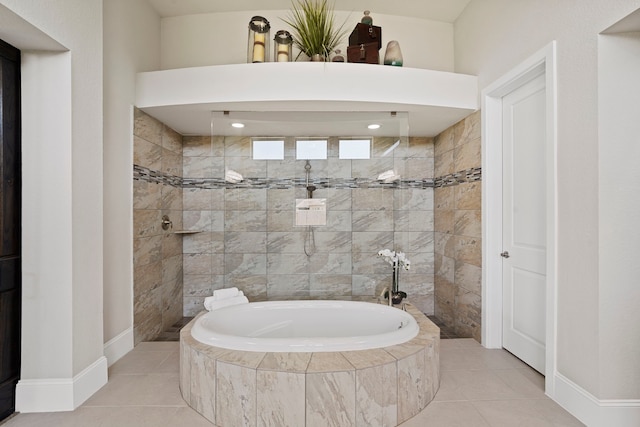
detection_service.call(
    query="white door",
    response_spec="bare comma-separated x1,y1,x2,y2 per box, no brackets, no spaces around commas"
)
501,73,547,374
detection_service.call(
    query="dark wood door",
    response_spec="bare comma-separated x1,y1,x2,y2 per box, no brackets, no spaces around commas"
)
0,38,21,422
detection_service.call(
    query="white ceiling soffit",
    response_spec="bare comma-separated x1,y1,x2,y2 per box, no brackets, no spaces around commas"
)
147,0,472,23
135,63,478,137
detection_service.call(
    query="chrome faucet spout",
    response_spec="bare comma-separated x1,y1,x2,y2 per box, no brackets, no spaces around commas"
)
379,287,392,306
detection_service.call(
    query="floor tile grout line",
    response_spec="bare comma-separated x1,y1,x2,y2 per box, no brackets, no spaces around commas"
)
80,404,190,408
436,396,552,403
467,399,499,427
106,372,182,377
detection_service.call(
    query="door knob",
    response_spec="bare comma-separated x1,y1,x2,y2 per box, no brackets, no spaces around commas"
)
500,251,510,258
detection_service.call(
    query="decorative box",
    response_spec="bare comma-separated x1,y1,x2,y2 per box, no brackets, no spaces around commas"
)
348,22,382,50
347,42,379,64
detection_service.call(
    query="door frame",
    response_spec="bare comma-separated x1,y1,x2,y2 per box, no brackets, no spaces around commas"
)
481,41,558,396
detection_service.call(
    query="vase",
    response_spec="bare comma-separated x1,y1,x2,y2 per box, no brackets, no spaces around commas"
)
360,10,373,25
392,262,400,294
390,260,407,304
310,53,324,62
383,40,403,66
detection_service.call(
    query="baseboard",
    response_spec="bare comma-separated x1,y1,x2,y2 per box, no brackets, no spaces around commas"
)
73,356,108,408
103,327,134,367
15,356,108,413
553,373,640,426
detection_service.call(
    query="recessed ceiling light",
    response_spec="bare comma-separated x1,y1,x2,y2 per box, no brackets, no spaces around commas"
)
368,124,381,130
231,122,245,128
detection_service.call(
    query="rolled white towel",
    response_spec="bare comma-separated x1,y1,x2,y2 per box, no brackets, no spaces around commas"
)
212,287,240,300
204,295,249,311
225,170,243,184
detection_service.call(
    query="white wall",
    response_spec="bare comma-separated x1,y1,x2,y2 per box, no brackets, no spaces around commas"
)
160,10,454,71
21,50,74,380
0,0,107,411
455,0,640,402
103,0,161,364
598,30,640,400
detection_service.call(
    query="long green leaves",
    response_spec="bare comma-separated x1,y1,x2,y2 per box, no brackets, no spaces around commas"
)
281,0,348,60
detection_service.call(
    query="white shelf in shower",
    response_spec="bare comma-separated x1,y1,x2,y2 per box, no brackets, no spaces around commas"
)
172,230,203,235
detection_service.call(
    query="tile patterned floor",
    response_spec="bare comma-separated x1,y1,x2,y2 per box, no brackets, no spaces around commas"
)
1,338,584,427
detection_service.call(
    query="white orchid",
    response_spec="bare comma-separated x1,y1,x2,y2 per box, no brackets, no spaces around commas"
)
377,249,411,270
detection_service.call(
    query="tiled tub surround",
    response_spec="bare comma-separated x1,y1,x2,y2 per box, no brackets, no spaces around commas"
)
180,303,440,427
133,109,184,344
433,111,482,341
181,135,435,316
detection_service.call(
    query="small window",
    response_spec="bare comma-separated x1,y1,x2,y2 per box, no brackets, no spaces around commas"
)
339,139,371,159
296,139,327,159
252,139,285,160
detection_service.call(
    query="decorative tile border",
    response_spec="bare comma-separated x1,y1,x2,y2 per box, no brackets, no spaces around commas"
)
134,165,435,190
433,167,482,188
133,165,182,187
134,164,481,190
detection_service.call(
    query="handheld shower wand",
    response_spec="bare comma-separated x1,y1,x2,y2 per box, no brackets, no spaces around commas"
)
304,160,316,199
303,160,317,256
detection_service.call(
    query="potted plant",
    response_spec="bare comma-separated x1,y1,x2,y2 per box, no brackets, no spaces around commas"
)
282,0,349,61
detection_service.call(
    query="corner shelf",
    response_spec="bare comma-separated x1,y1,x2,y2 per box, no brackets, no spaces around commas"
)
172,230,203,235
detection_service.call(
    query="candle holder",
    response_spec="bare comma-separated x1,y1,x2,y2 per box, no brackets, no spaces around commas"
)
248,16,271,63
274,30,293,62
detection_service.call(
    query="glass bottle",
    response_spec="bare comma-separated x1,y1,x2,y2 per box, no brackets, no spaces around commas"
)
361,10,373,25
247,16,270,63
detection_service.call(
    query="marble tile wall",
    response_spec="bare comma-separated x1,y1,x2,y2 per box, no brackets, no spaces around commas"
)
433,110,482,341
133,109,184,344
181,136,436,315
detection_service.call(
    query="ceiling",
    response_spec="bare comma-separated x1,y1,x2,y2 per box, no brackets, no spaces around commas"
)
146,0,472,23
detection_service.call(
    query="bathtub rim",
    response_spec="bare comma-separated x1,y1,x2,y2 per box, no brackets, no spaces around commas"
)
190,299,420,353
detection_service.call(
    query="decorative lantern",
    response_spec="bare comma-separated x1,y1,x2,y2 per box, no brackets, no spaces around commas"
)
274,30,293,62
248,16,270,63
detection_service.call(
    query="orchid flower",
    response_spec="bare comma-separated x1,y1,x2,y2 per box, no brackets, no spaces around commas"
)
377,249,411,270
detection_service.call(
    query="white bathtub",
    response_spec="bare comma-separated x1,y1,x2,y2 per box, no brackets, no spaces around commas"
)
191,300,419,352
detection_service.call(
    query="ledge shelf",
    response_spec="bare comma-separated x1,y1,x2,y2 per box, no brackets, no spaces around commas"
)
135,62,478,137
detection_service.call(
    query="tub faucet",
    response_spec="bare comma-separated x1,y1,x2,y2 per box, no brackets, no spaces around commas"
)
380,287,393,306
